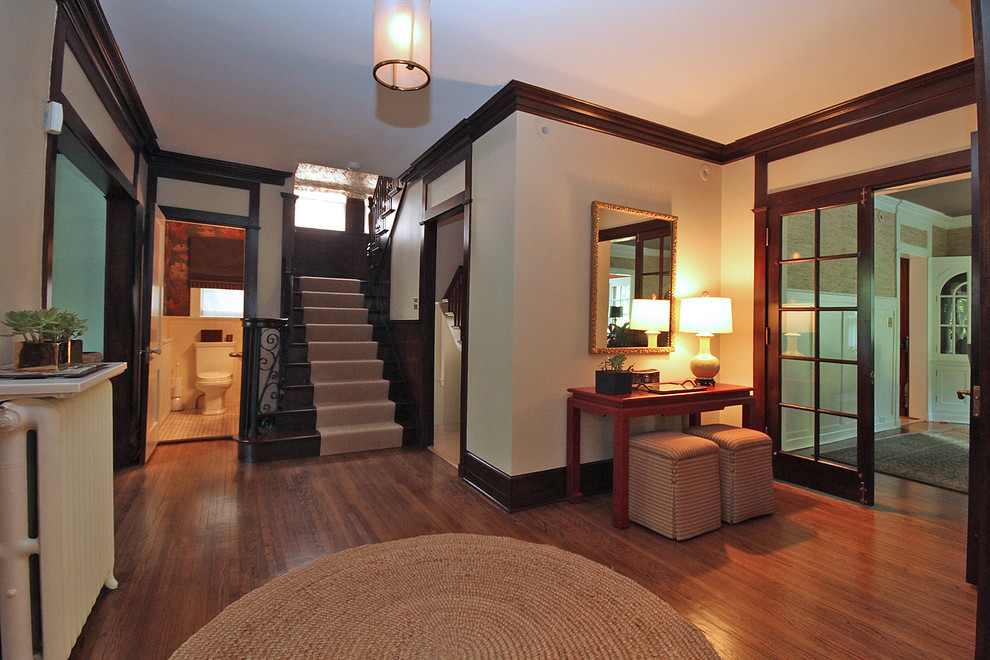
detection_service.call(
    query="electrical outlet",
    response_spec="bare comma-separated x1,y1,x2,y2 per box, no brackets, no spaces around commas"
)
413,296,419,310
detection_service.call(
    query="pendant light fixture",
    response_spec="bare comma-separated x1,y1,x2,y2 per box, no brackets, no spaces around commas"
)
373,0,431,91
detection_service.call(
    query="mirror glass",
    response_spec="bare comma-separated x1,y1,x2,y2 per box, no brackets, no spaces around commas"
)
590,201,677,353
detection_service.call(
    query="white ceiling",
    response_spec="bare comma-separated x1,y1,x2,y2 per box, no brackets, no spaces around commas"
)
98,0,975,178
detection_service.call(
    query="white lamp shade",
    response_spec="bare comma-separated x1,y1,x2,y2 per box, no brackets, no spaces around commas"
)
373,0,431,90
629,298,670,332
679,296,732,334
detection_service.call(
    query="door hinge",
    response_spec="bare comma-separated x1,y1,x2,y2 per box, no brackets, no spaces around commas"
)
765,227,770,247
861,187,868,205
975,385,981,419
765,327,770,346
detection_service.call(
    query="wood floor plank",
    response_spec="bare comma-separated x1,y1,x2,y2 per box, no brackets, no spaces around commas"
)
69,440,976,659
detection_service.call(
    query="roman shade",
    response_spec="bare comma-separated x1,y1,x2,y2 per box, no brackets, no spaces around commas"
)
188,236,244,290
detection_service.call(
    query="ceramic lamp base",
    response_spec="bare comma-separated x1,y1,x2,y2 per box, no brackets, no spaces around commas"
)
690,333,720,385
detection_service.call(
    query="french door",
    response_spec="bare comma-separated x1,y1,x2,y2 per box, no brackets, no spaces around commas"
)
768,193,875,504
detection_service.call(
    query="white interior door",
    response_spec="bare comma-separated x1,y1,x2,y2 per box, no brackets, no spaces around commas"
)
929,256,971,423
145,206,167,461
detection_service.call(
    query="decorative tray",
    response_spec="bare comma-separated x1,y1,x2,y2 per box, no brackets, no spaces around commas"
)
0,363,108,379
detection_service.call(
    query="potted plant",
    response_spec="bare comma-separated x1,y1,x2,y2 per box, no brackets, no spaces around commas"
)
2,308,88,370
595,353,633,395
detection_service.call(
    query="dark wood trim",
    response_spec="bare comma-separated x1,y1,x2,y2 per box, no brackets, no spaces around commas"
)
43,132,59,309
158,205,256,229
772,452,867,503
55,95,138,199
461,452,614,512
280,192,297,318
402,80,724,182
752,153,769,433
971,2,990,655
150,151,292,187
459,149,473,475
767,150,972,208
244,185,261,317
725,60,976,163
418,216,438,448
403,64,974,185
55,0,157,156
856,188,876,506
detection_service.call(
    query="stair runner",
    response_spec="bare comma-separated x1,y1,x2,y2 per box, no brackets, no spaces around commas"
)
298,276,403,455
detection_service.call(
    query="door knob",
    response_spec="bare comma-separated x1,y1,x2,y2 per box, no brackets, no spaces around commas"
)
957,389,971,400
229,352,243,358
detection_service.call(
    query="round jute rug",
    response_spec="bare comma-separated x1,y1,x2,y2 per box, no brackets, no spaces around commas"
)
169,533,719,659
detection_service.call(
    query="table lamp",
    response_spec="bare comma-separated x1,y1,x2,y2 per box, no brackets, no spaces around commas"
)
679,292,732,386
629,297,670,348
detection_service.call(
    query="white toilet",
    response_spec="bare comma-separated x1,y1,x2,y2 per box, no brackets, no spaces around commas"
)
194,341,234,415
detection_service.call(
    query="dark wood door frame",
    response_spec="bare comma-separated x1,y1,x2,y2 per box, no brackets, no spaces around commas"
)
419,205,469,459
971,1,990,655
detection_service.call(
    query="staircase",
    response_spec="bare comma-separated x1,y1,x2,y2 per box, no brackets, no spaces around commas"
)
297,276,403,455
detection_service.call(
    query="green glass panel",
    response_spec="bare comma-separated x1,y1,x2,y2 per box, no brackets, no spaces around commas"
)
820,362,857,415
781,407,815,453
781,360,814,408
643,238,661,274
782,211,815,260
820,258,857,301
820,311,857,360
941,297,954,325
819,205,857,256
781,310,815,358
941,327,954,355
819,413,857,464
956,327,969,355
956,297,969,326
781,262,814,306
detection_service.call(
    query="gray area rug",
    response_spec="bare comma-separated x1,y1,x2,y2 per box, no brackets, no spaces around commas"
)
821,426,969,493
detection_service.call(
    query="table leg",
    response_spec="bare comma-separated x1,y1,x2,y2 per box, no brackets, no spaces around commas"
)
611,415,630,529
566,398,582,503
742,401,754,429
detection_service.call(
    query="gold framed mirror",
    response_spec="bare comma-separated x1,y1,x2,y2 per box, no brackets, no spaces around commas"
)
590,201,677,354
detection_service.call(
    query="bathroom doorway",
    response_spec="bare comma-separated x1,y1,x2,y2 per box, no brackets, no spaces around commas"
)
152,219,245,447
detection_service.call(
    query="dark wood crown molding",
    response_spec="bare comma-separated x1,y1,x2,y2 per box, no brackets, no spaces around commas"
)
150,150,293,187
723,60,976,163
57,0,158,156
403,61,976,182
402,80,725,182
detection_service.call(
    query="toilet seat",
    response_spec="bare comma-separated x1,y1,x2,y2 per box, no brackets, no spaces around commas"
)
197,371,232,385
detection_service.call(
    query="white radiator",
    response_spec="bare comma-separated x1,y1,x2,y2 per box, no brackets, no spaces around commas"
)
0,379,117,660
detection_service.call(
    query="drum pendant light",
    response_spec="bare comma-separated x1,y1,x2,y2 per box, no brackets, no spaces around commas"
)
373,0,431,91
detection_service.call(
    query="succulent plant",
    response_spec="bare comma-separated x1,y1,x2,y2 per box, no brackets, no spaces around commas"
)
2,308,88,342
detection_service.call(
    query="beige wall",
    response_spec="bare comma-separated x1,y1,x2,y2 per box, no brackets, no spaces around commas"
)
465,115,518,472
390,179,425,320
718,157,757,426
0,1,56,364
466,113,725,475
157,178,250,215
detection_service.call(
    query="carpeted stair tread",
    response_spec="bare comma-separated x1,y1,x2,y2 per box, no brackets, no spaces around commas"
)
298,276,361,293
317,400,396,427
302,291,365,308
303,307,369,324
310,359,384,381
314,380,390,402
319,421,404,455
307,341,379,361
305,324,372,342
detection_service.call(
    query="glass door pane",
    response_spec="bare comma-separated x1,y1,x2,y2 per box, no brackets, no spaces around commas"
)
771,198,873,504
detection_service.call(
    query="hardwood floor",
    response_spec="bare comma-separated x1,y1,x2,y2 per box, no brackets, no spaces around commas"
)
70,440,976,659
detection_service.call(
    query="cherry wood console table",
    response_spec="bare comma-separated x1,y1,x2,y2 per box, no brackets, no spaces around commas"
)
566,383,755,529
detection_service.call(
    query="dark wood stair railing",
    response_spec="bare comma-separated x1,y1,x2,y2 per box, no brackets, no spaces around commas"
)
365,177,421,446
441,265,466,330
237,316,321,462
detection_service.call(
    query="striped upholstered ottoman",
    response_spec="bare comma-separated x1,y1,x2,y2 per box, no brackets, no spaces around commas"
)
628,431,721,540
684,424,774,524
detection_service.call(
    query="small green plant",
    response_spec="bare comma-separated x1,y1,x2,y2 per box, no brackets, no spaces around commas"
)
2,308,88,342
599,353,629,371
